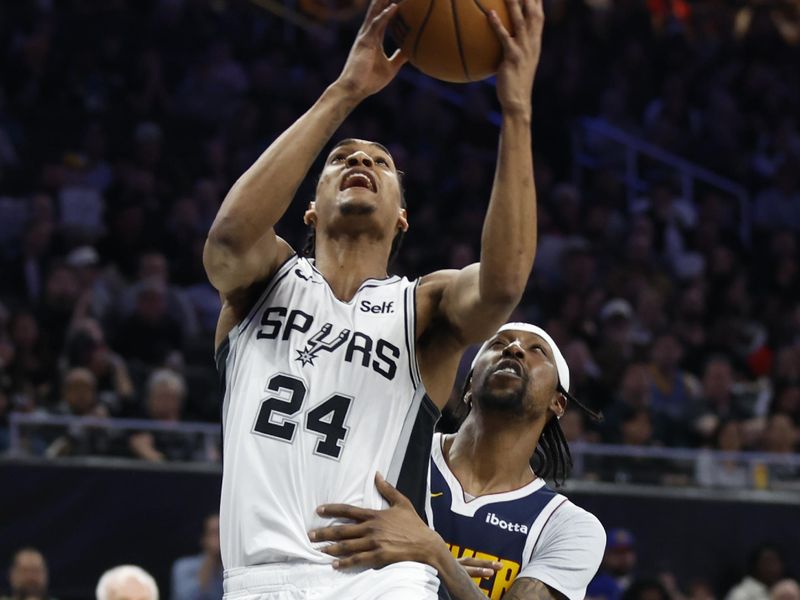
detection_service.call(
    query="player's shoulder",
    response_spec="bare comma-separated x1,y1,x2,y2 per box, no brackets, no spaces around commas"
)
418,269,460,294
545,498,606,546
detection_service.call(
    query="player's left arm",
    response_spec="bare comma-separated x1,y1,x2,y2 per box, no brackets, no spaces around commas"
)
431,0,545,347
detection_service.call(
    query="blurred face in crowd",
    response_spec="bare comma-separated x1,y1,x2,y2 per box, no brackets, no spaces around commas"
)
621,410,652,446
762,415,797,454
9,549,48,597
771,579,800,600
702,358,733,402
136,287,167,323
138,253,169,283
147,381,183,421
307,139,407,257
603,545,636,577
620,364,650,408
754,547,784,586
45,265,79,306
202,515,221,558
651,334,683,372
716,421,742,452
107,576,153,600
63,368,97,415
11,312,39,349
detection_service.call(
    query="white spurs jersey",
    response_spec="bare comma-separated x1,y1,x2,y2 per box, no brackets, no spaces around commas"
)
216,255,439,569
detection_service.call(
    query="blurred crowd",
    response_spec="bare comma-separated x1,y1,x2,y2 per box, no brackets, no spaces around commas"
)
5,524,799,600
0,0,798,484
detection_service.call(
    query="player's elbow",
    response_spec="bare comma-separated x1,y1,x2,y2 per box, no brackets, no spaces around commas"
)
202,235,236,293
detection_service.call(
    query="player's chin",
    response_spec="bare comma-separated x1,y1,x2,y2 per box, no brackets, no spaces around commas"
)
338,198,377,216
478,382,526,412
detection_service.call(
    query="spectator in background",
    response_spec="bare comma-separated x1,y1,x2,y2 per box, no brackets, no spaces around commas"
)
760,414,800,486
128,369,211,462
64,319,135,416
115,279,183,367
753,161,800,233
46,367,116,458
604,363,653,442
594,299,637,391
1,547,55,600
694,357,754,444
695,420,750,488
587,529,638,600
170,514,223,600
771,580,800,600
122,252,198,341
726,545,787,600
6,311,53,408
622,579,671,600
96,565,158,600
647,332,700,446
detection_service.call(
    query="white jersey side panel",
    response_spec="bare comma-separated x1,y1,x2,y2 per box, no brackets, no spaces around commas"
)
217,256,437,569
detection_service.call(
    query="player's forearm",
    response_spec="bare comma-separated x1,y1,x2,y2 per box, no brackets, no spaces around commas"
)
207,82,361,254
479,111,537,305
429,545,491,600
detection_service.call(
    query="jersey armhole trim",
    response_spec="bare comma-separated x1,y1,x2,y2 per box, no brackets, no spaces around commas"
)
522,497,569,566
404,280,422,388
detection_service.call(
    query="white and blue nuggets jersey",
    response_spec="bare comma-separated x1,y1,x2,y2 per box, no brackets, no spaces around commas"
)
429,434,605,600
215,255,439,569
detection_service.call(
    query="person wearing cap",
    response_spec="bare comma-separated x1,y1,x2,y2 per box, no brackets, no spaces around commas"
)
586,528,637,600
309,323,606,600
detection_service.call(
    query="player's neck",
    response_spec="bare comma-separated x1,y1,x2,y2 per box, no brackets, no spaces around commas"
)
314,235,391,301
446,413,545,497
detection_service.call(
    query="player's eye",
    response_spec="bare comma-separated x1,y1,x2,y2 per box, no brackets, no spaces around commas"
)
530,344,545,353
375,156,389,166
331,153,346,163
490,339,504,347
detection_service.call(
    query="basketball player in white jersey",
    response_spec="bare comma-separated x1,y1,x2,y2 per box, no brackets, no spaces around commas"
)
202,0,544,596
310,323,605,600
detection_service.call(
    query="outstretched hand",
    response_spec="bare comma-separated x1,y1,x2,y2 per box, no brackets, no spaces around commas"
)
308,472,442,570
487,0,544,115
335,0,408,100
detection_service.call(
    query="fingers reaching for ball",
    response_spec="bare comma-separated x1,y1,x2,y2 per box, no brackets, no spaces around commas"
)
490,0,545,115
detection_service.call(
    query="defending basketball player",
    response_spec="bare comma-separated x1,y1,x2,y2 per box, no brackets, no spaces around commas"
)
309,324,606,600
203,0,544,596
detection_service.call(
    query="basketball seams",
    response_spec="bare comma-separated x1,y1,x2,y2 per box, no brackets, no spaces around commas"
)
412,0,438,63
471,0,490,16
449,0,472,81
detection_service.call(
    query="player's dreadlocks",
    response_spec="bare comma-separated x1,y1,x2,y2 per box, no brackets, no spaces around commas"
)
443,374,603,488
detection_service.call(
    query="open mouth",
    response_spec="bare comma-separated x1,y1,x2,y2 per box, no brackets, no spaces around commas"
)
492,359,524,378
340,169,376,193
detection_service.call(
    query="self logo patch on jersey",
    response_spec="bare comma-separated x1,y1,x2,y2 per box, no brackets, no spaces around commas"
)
295,323,351,367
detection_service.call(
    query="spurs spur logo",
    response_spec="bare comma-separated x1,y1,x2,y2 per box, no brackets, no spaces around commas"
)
295,323,351,367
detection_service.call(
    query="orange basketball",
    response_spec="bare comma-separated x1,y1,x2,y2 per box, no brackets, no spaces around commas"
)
390,0,512,83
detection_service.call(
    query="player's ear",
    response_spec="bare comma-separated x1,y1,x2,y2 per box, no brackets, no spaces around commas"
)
304,202,317,227
551,391,567,420
397,207,409,232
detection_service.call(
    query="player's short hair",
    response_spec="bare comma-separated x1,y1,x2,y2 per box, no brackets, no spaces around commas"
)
96,565,158,600
304,141,408,268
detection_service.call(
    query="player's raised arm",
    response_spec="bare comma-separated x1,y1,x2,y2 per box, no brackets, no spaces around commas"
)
426,0,543,347
203,0,407,298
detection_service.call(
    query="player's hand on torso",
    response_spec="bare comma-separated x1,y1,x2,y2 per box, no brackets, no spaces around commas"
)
335,0,408,100
488,0,544,115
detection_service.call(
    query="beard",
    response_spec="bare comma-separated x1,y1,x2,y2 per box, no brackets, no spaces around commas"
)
472,372,529,413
